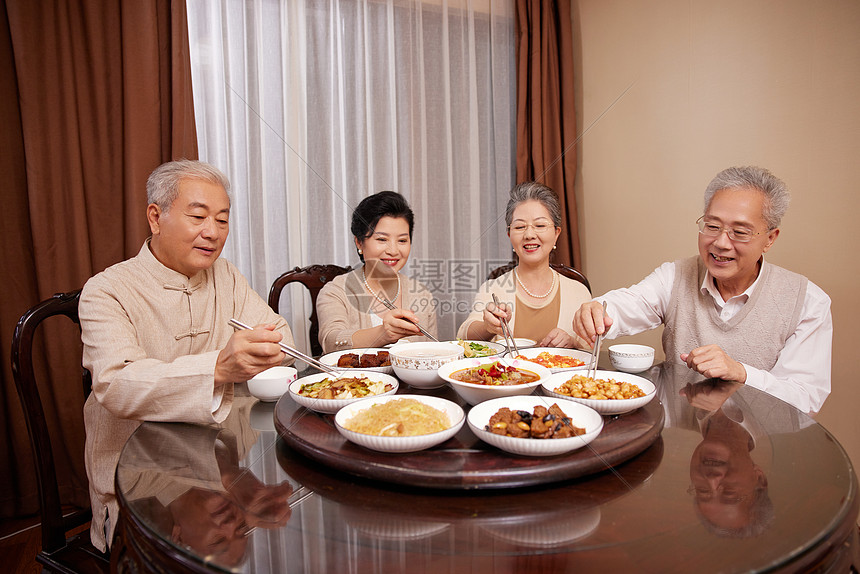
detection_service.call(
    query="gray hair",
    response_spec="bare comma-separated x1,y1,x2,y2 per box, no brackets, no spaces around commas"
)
704,166,789,230
504,182,562,228
146,159,232,212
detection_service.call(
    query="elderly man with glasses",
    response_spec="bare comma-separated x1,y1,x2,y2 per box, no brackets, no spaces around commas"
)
573,166,832,415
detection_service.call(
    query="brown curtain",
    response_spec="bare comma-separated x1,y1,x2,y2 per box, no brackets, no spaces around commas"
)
0,0,197,520
515,0,581,271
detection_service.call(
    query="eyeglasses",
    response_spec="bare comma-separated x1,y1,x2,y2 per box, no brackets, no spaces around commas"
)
696,216,766,243
508,222,556,235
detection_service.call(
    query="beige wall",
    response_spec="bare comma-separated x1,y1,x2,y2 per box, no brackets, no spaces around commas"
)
573,1,860,464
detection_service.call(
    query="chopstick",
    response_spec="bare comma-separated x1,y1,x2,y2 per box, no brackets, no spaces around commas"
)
588,301,608,379
288,485,314,509
228,318,340,376
491,293,519,356
378,297,439,342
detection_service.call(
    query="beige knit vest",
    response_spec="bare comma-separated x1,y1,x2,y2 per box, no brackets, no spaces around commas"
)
662,256,807,369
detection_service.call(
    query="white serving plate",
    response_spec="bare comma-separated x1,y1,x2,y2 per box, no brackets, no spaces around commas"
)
319,348,394,374
437,357,551,405
506,347,594,373
467,395,603,457
289,371,399,414
334,394,465,453
479,506,601,547
541,369,656,415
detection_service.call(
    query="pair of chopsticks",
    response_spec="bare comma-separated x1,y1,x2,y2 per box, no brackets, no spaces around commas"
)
228,318,339,375
491,293,519,356
378,297,439,342
587,301,608,379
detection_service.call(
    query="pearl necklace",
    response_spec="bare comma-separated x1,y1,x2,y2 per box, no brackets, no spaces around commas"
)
514,269,556,299
362,268,401,304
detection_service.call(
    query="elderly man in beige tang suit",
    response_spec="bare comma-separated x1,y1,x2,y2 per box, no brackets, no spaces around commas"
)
79,159,295,551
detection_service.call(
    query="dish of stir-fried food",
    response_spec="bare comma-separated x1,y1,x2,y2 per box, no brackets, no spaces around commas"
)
553,375,646,400
456,339,497,358
485,403,585,439
515,351,585,369
450,361,540,386
337,351,390,368
343,398,451,436
298,376,393,400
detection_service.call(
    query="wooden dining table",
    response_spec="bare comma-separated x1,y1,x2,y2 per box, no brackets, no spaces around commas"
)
111,362,859,573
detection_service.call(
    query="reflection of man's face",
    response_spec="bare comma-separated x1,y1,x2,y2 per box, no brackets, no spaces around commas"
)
171,489,249,567
689,438,765,530
690,407,769,535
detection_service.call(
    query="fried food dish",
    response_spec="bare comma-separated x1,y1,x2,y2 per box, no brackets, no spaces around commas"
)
485,403,585,439
450,361,540,386
554,375,646,400
515,351,585,369
337,351,390,368
456,339,497,358
344,398,451,436
298,376,393,400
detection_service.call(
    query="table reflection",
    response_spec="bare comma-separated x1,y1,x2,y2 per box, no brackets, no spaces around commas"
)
114,367,859,573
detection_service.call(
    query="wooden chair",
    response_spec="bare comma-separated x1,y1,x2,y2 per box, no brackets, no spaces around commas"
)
10,290,110,573
487,261,591,293
268,264,353,357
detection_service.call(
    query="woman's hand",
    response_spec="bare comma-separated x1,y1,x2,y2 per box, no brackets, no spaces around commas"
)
538,328,576,348
380,308,421,344
481,301,512,338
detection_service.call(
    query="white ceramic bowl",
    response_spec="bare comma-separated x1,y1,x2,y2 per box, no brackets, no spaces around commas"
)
541,370,656,415
247,366,298,402
388,342,464,389
608,344,655,373
289,371,399,414
467,395,603,456
319,348,394,374
506,347,594,373
492,337,537,351
334,394,465,453
437,357,552,405
449,340,506,359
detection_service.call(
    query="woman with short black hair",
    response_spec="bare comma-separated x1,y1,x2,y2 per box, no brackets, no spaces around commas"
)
317,191,438,353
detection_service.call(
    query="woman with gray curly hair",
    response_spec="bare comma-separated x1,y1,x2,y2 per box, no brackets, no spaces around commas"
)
456,182,591,348
573,166,832,415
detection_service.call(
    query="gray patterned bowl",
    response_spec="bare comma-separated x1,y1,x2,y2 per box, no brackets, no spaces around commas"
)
388,342,464,389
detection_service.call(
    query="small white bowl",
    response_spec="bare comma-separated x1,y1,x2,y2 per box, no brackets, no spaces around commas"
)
437,357,551,405
389,342,464,389
506,347,594,373
247,366,298,402
467,395,603,456
542,370,656,415
608,344,655,373
289,371,399,414
319,348,394,374
492,337,537,351
334,394,465,453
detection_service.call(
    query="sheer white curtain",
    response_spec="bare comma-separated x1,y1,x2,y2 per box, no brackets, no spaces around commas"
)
188,0,516,354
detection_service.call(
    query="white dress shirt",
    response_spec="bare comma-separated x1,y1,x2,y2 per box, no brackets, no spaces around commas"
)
596,260,832,415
